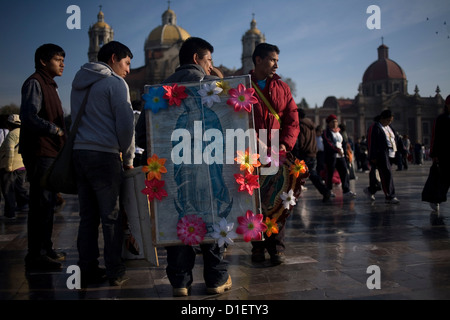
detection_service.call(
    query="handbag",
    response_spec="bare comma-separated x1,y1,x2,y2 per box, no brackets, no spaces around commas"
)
422,162,447,204
41,87,91,194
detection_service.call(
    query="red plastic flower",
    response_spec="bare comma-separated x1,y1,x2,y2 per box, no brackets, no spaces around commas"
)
289,159,307,178
163,83,188,106
264,217,279,237
234,172,260,196
176,215,207,246
236,210,267,242
235,148,261,174
226,83,258,112
141,179,168,201
142,154,167,180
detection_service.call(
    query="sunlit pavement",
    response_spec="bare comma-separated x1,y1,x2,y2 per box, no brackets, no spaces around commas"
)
0,161,449,300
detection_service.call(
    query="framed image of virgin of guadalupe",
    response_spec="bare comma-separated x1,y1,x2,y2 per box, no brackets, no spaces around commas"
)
142,75,266,246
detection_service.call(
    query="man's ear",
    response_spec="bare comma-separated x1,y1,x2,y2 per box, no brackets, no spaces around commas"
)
108,53,118,66
39,59,47,68
193,53,199,65
254,56,262,66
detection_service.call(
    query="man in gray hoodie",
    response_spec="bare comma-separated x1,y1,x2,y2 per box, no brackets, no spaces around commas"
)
71,41,135,287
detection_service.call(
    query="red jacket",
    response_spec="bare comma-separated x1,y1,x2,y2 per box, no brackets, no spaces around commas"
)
250,72,300,151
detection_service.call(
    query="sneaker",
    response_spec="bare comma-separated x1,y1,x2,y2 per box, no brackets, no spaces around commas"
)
430,203,440,211
270,252,286,265
173,286,191,297
206,275,232,295
363,188,375,201
47,250,66,261
109,275,129,286
385,197,400,204
322,192,331,203
330,192,336,198
343,191,357,198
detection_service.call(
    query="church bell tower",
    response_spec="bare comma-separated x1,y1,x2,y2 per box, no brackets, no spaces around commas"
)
88,6,114,62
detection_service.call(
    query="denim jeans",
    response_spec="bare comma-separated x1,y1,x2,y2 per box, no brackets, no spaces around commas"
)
22,156,57,258
166,243,229,288
73,150,125,279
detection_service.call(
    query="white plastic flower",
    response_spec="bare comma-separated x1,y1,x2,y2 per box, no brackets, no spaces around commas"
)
280,189,296,209
198,81,223,107
211,218,237,247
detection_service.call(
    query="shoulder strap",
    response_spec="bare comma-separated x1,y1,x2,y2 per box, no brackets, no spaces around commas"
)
69,86,92,140
252,81,281,124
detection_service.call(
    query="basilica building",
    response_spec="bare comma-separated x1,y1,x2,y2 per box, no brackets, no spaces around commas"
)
305,42,445,147
88,7,444,148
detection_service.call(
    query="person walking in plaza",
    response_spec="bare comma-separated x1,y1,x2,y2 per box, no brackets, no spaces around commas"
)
19,43,67,270
422,95,450,212
0,114,29,219
293,108,331,202
136,37,232,297
322,114,357,199
71,41,135,286
249,43,300,265
364,109,400,204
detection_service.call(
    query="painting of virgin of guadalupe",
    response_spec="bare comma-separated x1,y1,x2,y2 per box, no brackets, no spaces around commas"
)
144,75,261,246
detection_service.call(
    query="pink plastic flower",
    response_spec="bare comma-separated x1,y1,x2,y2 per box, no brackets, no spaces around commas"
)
226,83,258,112
234,172,260,196
236,210,267,242
141,179,168,201
163,83,188,106
176,215,207,246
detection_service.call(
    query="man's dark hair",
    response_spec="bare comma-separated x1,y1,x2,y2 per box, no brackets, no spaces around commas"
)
35,43,65,69
252,43,280,64
179,37,214,66
297,108,306,119
97,41,133,64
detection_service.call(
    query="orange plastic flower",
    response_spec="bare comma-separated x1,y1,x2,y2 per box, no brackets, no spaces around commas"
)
289,159,307,178
142,154,167,180
264,217,279,237
235,148,261,174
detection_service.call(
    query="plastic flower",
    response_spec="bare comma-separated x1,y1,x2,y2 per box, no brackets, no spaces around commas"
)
234,172,260,196
198,81,222,107
141,179,168,202
236,210,267,242
163,83,188,106
264,217,279,237
226,83,258,112
262,146,287,167
289,159,307,178
176,215,207,246
280,189,297,209
235,148,261,174
142,154,167,180
217,80,232,95
211,218,238,247
143,86,169,113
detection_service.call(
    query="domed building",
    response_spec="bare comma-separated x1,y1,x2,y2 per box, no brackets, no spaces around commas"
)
88,8,114,62
307,41,445,148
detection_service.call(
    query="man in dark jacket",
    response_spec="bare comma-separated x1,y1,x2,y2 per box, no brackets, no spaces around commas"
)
20,44,67,270
365,109,400,204
249,43,300,265
293,108,330,202
425,95,450,211
135,37,231,297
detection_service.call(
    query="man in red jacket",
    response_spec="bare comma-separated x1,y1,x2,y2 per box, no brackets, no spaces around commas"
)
250,43,299,265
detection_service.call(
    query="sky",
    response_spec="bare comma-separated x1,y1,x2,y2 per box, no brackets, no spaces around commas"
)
1,0,449,114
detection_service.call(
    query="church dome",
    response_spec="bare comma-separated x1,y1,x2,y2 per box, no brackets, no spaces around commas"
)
145,7,190,50
363,44,406,83
92,10,111,29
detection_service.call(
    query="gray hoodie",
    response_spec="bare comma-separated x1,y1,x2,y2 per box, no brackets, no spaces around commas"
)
71,62,135,166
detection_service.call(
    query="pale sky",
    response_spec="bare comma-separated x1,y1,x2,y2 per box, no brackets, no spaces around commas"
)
1,0,449,113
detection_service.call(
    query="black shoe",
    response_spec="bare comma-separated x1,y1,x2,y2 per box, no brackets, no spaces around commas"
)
47,250,66,261
270,252,286,265
251,247,266,263
322,192,331,202
25,254,62,271
109,275,129,286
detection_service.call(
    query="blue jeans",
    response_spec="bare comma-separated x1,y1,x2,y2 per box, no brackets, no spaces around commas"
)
73,150,125,279
166,243,229,288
